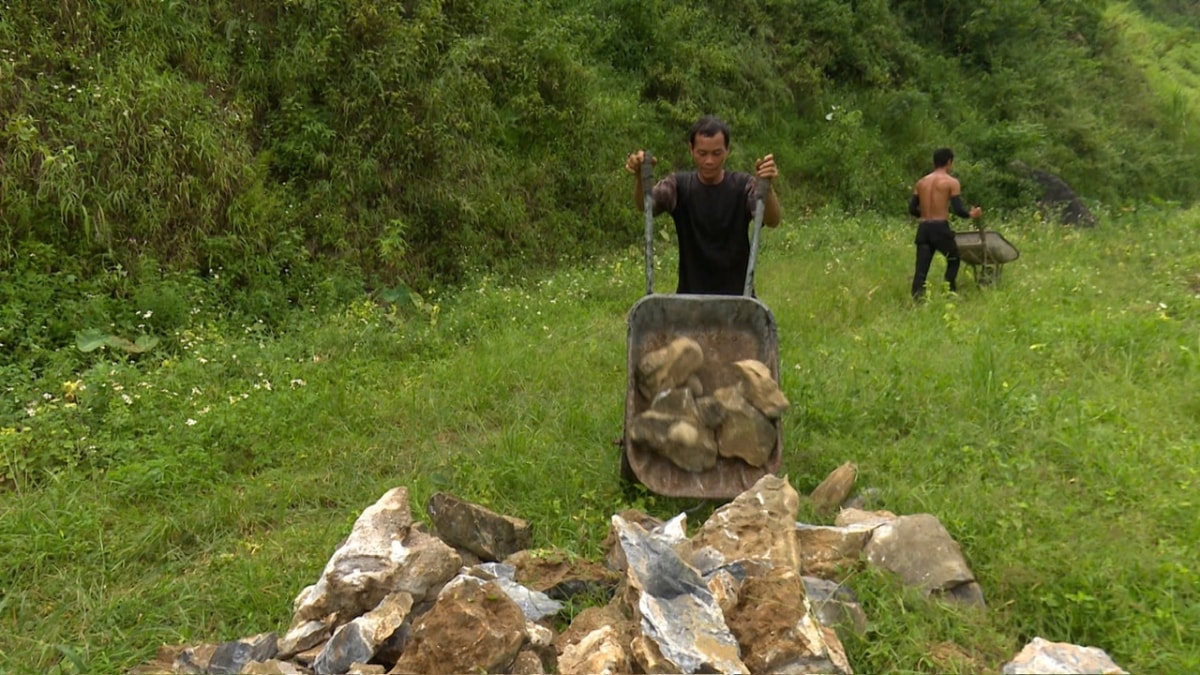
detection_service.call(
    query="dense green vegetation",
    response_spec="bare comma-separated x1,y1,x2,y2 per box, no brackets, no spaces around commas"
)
3,1,1200,673
3,0,1199,291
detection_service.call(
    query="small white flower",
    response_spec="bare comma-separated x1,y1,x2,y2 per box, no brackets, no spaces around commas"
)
121,394,133,405
290,379,307,388
186,418,197,426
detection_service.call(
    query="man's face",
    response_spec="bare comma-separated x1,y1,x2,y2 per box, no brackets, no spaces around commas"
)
690,132,728,184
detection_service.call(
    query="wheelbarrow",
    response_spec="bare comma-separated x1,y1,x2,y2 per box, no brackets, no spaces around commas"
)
955,225,1019,286
621,153,783,500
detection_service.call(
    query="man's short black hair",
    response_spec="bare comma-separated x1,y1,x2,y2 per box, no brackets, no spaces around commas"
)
689,116,731,148
933,147,955,168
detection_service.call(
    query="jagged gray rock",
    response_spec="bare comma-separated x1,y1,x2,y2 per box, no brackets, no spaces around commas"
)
614,514,748,674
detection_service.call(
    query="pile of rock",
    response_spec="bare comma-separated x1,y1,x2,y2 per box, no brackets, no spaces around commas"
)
132,472,1129,675
629,336,789,472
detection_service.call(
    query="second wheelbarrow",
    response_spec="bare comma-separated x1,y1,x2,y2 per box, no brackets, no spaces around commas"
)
955,227,1020,285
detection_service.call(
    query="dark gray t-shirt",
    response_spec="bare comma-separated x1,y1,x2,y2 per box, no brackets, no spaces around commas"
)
652,170,759,295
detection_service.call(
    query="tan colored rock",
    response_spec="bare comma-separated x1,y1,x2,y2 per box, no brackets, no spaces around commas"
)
724,568,851,675
504,549,620,599
628,410,718,472
835,508,898,528
795,523,871,579
636,337,704,400
523,622,557,674
630,634,677,674
292,645,322,668
556,625,631,675
292,487,460,626
510,648,548,674
390,580,526,674
277,616,335,659
809,462,858,515
555,604,635,657
863,513,986,607
712,387,776,467
705,567,742,615
733,359,790,419
691,475,802,573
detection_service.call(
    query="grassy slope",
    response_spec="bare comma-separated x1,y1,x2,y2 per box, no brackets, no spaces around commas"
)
1106,2,1200,141
3,207,1199,674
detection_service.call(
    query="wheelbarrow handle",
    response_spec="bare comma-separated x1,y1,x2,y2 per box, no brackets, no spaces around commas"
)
744,176,771,297
641,152,656,296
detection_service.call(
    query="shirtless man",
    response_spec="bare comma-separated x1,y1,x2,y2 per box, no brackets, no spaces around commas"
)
908,147,982,300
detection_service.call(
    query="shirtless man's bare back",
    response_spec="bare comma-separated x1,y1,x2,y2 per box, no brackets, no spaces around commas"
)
908,147,983,299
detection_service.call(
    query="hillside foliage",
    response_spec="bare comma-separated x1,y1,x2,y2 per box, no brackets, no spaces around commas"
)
2,0,1199,294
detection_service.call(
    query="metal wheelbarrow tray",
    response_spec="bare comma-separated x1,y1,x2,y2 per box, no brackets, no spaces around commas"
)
621,153,782,500
622,294,783,499
954,229,1020,285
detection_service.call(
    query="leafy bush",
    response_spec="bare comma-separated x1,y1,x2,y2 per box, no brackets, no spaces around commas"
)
4,0,1200,295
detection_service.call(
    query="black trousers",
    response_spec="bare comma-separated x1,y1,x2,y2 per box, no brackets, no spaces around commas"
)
912,219,960,298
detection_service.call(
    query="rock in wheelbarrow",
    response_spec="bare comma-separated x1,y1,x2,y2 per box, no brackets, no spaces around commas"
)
733,359,790,419
712,386,777,468
636,337,704,401
628,406,719,473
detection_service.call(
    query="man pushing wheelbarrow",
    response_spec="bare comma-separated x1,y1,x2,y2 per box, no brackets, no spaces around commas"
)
908,147,1019,297
908,147,984,301
619,116,789,500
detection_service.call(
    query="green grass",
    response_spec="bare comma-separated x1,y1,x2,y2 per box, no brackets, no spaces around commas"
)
2,208,1199,673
